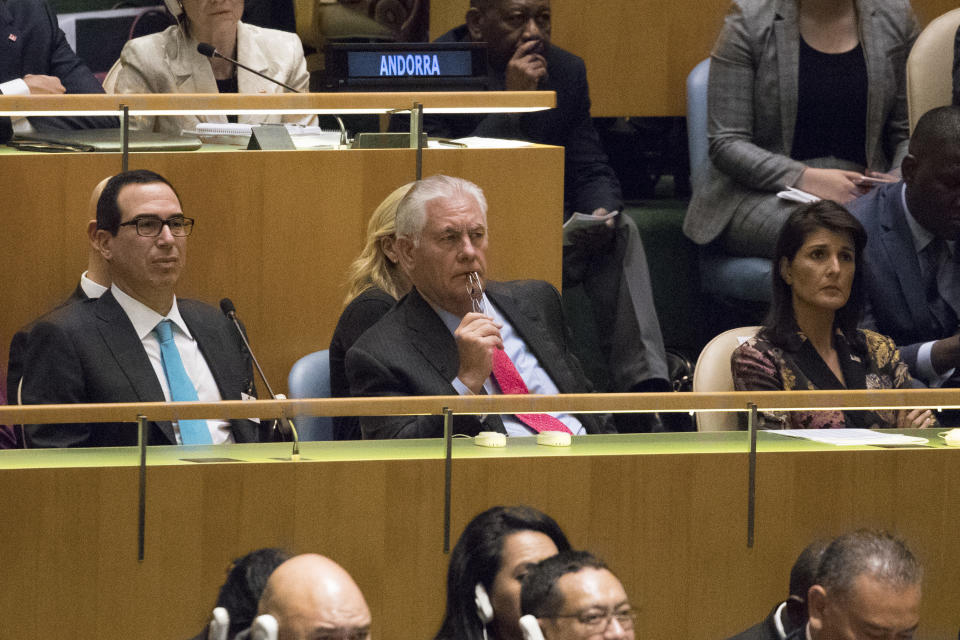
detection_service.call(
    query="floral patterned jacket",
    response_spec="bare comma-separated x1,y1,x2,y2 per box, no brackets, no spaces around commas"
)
731,328,912,429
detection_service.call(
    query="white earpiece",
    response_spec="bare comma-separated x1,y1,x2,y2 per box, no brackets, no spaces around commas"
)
518,614,546,640
163,0,185,20
475,582,494,624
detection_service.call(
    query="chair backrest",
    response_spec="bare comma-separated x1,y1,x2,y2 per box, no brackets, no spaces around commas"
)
686,58,711,188
692,326,761,431
907,8,960,134
287,349,333,441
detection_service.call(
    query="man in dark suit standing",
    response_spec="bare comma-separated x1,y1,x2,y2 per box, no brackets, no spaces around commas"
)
412,1,670,430
21,169,266,447
346,174,616,439
848,106,960,388
0,0,116,142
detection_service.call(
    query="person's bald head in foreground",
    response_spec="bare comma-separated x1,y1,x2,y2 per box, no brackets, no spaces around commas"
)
85,176,111,286
257,553,371,640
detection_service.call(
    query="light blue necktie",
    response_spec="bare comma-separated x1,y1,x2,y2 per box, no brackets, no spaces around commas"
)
153,320,212,445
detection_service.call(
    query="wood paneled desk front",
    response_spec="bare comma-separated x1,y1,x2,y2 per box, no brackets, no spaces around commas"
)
0,431,957,639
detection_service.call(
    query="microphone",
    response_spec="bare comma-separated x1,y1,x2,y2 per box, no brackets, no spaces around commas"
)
197,43,348,146
220,298,299,455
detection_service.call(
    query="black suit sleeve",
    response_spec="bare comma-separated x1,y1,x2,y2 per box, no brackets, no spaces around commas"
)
2,0,118,130
345,343,491,439
552,57,622,216
20,317,97,447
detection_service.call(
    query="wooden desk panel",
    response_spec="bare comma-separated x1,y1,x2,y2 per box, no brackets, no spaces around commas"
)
0,146,563,393
1,438,958,638
430,0,960,116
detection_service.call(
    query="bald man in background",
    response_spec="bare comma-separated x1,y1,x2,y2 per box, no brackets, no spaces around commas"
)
257,554,371,640
5,177,111,411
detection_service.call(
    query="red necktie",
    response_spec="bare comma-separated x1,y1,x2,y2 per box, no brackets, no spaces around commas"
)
490,348,573,434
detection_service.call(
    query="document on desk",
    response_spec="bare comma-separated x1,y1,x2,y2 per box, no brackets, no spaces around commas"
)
451,136,534,148
772,429,928,446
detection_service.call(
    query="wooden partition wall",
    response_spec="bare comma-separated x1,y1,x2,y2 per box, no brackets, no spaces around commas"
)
1,434,958,639
1,144,563,394
430,0,960,116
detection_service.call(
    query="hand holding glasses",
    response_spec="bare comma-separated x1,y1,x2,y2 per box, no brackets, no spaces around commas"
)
466,271,486,314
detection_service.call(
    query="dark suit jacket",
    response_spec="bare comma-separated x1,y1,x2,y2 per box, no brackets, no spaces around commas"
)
421,25,621,218
345,280,616,439
726,603,803,640
6,282,86,406
21,290,265,447
0,0,117,138
848,181,957,375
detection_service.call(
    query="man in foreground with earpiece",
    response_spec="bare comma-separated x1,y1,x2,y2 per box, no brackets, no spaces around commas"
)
0,0,117,143
804,530,922,640
519,550,634,640
726,539,827,640
20,169,268,447
345,174,616,439
256,553,372,640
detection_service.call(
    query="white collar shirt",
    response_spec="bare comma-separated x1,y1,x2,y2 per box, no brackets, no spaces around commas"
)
436,293,584,436
111,285,233,444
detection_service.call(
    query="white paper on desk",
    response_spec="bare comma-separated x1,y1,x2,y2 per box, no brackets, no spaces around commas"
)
189,123,342,148
451,136,533,148
772,428,928,446
777,187,820,203
562,210,620,246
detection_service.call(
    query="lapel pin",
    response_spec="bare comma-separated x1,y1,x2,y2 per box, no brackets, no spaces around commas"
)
8,33,17,42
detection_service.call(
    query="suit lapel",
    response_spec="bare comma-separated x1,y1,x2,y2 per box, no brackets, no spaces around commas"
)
878,186,948,333
167,27,228,126
0,1,22,82
94,292,176,443
487,283,572,393
774,0,798,155
401,289,461,384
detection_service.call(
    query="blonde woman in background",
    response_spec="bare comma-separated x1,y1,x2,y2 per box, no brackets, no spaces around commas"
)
328,182,414,439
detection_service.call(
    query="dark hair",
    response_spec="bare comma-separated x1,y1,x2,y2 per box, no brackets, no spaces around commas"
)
908,105,960,159
815,530,922,599
520,550,610,618
785,539,828,628
433,505,571,640
96,169,180,235
212,547,292,638
762,200,868,352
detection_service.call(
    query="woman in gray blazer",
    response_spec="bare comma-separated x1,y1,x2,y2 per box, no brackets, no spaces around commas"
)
683,0,918,259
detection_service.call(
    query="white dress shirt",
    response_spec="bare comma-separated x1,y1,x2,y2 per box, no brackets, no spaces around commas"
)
0,77,35,133
79,271,108,299
111,285,233,444
436,293,584,436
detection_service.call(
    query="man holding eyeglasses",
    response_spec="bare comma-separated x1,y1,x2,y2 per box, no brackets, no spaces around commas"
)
520,550,635,640
20,169,266,448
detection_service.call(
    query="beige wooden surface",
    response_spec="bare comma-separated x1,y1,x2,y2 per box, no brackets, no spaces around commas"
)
0,146,563,395
1,443,958,638
430,0,960,117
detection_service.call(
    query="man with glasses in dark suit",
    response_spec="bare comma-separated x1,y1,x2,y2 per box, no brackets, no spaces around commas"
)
20,169,267,448
520,550,635,640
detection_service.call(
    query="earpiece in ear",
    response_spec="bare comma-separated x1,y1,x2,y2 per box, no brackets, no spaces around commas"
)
475,582,494,624
518,614,546,640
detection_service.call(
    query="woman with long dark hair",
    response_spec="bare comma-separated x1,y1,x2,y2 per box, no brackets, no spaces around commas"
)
433,505,571,640
732,200,934,429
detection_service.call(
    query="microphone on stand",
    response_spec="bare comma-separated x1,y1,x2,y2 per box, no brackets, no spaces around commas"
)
220,298,300,458
197,43,348,147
